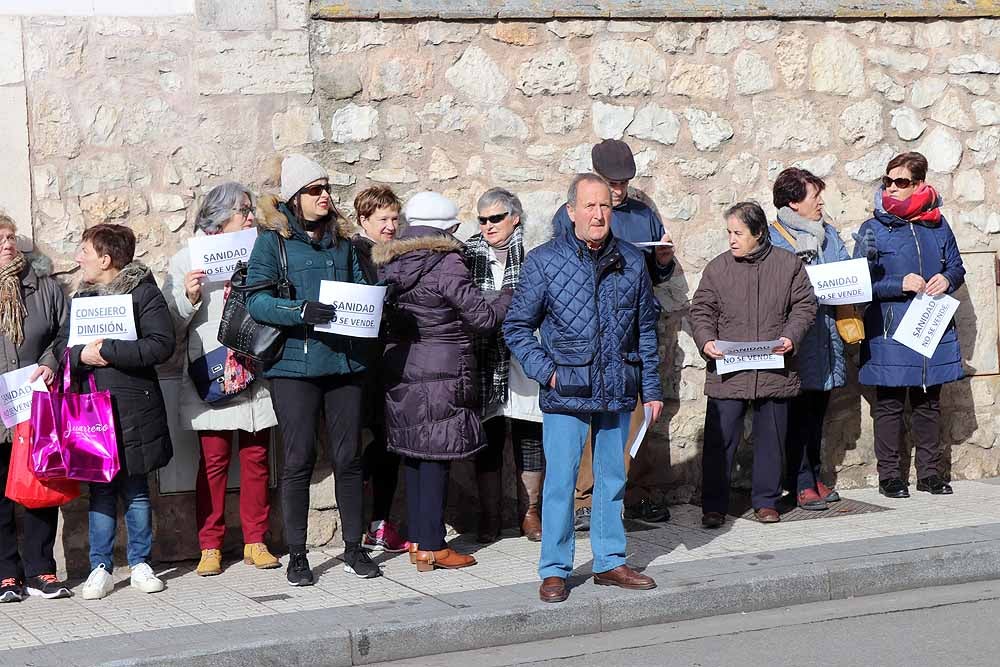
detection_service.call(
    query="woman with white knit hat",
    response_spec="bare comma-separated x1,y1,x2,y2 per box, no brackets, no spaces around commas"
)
246,154,379,585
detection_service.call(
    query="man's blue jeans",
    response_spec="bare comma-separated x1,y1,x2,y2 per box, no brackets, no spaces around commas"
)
540,411,631,580
89,472,152,570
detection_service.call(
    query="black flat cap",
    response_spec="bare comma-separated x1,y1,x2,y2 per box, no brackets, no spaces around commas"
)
591,139,636,181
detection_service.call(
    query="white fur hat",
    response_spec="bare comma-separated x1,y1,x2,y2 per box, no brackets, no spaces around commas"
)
280,154,328,202
403,191,460,231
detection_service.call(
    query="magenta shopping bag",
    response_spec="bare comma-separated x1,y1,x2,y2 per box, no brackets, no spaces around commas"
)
29,384,66,480
30,352,120,483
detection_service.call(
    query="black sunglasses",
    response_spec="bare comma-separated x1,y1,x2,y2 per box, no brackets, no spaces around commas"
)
882,176,915,189
299,183,332,197
477,211,509,225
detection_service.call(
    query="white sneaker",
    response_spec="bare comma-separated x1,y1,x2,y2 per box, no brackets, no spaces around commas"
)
81,565,114,600
129,563,164,594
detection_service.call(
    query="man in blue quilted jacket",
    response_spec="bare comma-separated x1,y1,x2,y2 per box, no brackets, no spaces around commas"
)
505,173,664,604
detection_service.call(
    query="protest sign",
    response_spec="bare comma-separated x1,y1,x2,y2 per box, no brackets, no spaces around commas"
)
68,294,137,347
891,292,960,359
804,258,873,305
628,404,654,459
0,364,48,428
314,281,387,338
189,228,258,283
715,340,785,375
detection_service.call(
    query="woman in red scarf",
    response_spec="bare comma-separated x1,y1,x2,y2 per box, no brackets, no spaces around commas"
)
853,152,965,499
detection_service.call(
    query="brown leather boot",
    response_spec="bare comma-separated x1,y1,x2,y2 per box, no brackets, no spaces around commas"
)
409,542,419,564
476,471,502,543
414,548,477,572
519,470,543,542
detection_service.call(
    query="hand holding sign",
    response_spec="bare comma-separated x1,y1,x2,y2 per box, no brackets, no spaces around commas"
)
314,281,387,338
68,295,137,347
0,364,49,428
925,274,950,297
891,292,960,359
189,228,258,284
185,269,207,305
714,340,785,375
804,258,873,305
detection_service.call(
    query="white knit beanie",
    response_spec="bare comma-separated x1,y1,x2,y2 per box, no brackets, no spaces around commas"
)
280,154,329,202
403,191,460,231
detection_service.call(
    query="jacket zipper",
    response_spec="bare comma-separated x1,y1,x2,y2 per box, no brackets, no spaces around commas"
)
908,222,927,392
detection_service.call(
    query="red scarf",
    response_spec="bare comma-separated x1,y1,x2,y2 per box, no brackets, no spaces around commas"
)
881,184,942,224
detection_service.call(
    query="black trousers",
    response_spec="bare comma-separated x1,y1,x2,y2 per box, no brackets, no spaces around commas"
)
702,398,787,514
786,391,832,493
0,443,59,580
271,375,364,553
475,418,545,474
873,385,943,482
362,423,399,523
403,458,450,551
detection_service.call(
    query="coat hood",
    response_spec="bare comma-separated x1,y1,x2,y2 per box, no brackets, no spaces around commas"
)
257,194,351,241
374,226,464,294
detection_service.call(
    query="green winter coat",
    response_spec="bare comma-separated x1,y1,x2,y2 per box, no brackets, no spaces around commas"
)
246,195,369,379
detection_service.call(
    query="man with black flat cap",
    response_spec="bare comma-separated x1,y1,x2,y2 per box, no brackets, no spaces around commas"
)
551,139,676,530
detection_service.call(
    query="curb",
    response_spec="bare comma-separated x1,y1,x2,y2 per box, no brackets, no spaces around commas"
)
112,535,1000,666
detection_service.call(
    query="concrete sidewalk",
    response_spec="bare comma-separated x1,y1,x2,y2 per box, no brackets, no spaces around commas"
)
5,480,1000,666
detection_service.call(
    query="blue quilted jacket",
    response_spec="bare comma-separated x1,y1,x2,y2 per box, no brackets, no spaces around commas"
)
503,231,663,414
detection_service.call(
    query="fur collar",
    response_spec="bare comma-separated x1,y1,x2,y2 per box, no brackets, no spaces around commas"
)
75,261,151,297
257,194,351,241
372,234,464,266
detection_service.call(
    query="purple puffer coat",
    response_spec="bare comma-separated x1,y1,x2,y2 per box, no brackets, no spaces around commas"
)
374,226,512,461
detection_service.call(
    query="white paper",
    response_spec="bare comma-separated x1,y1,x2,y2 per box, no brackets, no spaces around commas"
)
804,258,873,305
633,241,674,247
628,405,654,459
314,281,387,338
0,364,49,428
68,294,137,346
891,292,960,359
715,340,785,375
189,228,258,283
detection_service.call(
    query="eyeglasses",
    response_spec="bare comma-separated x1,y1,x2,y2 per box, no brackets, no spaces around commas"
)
232,206,255,219
882,176,915,189
300,183,331,197
477,211,509,225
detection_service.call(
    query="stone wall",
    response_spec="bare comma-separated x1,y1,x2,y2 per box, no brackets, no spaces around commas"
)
14,3,1000,568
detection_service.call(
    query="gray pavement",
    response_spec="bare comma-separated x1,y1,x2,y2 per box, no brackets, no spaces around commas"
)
5,480,1000,665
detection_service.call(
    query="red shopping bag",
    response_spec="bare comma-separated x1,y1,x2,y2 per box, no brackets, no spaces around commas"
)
5,421,80,509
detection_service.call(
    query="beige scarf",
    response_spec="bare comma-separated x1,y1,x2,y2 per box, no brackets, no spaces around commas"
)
0,252,26,348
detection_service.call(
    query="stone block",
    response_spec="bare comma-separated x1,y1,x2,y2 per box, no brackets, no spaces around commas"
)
272,106,324,149
445,45,510,104
667,62,729,99
588,39,667,96
516,49,579,96
196,0,275,31
592,101,634,140
196,30,311,95
277,0,309,30
810,35,865,96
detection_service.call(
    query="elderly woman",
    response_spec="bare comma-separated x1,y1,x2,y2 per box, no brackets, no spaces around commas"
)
464,188,544,543
0,216,69,603
769,168,850,511
350,185,408,554
692,202,817,527
164,182,279,578
247,155,378,584
854,151,965,499
375,191,511,572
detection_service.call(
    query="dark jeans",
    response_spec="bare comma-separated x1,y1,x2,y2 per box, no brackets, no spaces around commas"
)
873,385,943,482
271,375,364,553
362,423,399,523
475,418,545,474
403,458,450,551
0,443,58,580
702,398,787,514
786,391,831,493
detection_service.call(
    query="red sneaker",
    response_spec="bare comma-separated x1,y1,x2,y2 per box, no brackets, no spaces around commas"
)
816,481,841,503
797,488,828,511
363,520,410,553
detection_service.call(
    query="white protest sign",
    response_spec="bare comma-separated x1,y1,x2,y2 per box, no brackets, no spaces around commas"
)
68,294,137,346
715,340,785,375
804,258,873,305
0,364,48,428
628,404,654,459
314,281,387,338
189,228,258,283
891,292,960,359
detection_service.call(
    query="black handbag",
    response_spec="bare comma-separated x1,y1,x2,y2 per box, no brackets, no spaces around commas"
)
187,345,253,404
217,232,292,366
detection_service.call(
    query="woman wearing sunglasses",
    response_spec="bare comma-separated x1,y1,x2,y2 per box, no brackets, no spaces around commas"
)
854,151,965,499
463,188,545,544
246,155,379,585
164,182,280,577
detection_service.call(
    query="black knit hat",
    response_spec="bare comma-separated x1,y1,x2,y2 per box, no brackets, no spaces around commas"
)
591,139,636,181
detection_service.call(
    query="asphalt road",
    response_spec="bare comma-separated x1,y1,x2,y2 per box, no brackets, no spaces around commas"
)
374,579,1000,667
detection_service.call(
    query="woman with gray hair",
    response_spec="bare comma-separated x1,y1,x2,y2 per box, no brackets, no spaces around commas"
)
464,187,545,543
164,181,280,578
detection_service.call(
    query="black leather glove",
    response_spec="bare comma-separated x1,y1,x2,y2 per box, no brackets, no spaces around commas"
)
300,301,336,325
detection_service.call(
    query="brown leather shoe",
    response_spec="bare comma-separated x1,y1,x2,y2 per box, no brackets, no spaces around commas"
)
539,576,568,603
593,565,656,590
414,548,476,572
409,542,419,565
754,507,780,523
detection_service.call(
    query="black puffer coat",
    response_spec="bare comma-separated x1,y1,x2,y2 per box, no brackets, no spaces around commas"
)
56,263,175,476
374,226,511,461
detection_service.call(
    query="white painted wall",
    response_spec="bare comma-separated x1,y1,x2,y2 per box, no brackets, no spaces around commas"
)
0,0,194,16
